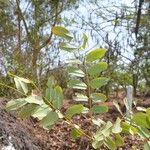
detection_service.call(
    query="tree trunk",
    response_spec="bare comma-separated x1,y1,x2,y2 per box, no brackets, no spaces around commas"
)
133,74,138,96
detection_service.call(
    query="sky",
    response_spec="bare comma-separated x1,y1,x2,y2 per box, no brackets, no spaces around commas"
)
18,0,136,67
60,0,135,64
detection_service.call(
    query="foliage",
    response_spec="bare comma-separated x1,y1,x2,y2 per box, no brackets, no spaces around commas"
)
0,76,14,97
4,26,150,150
111,70,133,88
0,0,80,84
1,0,149,97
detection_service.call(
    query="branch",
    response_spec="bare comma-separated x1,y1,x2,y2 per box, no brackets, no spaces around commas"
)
135,0,144,38
39,1,60,49
16,0,21,50
16,0,30,37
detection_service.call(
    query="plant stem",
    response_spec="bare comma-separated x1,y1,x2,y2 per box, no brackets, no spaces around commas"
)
83,60,92,109
1,81,93,140
31,82,93,139
0,82,27,97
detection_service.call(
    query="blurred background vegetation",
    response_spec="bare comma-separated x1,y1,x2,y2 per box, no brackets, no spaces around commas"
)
0,0,149,98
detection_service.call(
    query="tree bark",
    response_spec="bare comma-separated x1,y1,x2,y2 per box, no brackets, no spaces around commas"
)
133,74,138,96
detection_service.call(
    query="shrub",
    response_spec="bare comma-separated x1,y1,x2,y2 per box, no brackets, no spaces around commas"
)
4,27,150,149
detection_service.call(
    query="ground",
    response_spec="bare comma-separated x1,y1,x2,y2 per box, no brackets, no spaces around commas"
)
0,97,150,150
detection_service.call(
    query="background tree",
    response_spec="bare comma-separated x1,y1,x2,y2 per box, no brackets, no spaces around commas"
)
0,0,149,97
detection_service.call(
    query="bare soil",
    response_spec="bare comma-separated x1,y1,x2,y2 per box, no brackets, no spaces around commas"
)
0,97,149,150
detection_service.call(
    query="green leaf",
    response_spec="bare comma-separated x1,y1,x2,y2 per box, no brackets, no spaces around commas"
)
68,79,87,90
90,93,107,102
6,98,27,110
90,77,109,89
73,93,88,102
82,33,88,49
40,111,59,129
8,73,31,84
88,62,108,76
94,121,112,139
129,126,139,135
138,127,150,139
93,130,104,142
59,42,79,52
32,105,52,120
92,140,103,149
70,128,82,139
121,122,138,135
104,137,117,150
114,134,124,147
52,26,73,40
101,121,113,137
14,77,28,94
68,66,85,77
46,76,56,87
121,122,130,133
90,105,108,113
45,86,64,109
18,103,38,118
94,134,104,142
65,104,84,119
45,87,55,102
144,141,150,150
16,77,31,83
132,112,149,128
52,86,64,109
138,127,150,138
81,107,89,114
112,117,122,133
25,95,44,105
86,48,107,62
146,115,150,127
146,108,150,115
92,118,105,127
